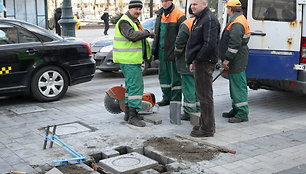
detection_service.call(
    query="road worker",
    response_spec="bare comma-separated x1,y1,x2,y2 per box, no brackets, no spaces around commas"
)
220,0,250,123
174,6,199,121
113,0,154,127
152,0,186,108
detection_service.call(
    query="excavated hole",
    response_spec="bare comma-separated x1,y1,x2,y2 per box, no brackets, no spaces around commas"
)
85,137,219,173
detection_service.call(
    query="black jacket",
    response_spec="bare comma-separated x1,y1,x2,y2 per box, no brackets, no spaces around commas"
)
186,7,220,65
54,8,62,36
101,12,109,23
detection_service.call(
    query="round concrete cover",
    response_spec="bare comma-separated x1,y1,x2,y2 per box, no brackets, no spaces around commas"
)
112,157,141,167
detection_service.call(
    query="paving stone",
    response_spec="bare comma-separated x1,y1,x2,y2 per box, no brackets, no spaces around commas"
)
98,152,158,174
5,142,24,151
46,167,63,174
101,149,120,159
9,106,46,115
0,162,13,173
210,166,236,174
190,112,200,126
169,103,181,125
13,162,37,173
6,154,25,166
143,146,175,165
274,163,306,174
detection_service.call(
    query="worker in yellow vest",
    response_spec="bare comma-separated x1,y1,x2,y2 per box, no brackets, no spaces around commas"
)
113,0,154,127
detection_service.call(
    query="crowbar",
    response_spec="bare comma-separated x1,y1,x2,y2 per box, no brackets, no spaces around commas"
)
175,134,236,154
43,125,86,166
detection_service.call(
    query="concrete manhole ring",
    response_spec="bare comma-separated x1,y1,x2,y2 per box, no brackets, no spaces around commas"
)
112,157,141,167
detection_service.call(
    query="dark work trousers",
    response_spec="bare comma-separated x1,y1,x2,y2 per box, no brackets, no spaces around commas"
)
104,21,109,35
193,61,215,134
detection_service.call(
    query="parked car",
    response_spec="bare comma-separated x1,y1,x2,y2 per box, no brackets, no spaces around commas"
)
0,18,96,102
90,35,113,54
93,17,158,75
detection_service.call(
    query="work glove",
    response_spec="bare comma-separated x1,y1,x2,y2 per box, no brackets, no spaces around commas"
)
146,29,155,38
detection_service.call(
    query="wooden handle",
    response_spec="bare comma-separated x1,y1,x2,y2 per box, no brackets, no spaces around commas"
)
175,134,236,154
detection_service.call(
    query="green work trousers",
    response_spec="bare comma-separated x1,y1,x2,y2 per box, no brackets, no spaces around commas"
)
120,64,144,112
158,22,182,102
181,74,198,115
228,71,249,120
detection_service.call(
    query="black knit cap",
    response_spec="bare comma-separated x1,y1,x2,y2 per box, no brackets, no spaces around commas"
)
129,0,143,9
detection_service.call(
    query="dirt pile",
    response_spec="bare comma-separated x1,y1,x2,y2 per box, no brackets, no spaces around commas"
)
144,137,219,162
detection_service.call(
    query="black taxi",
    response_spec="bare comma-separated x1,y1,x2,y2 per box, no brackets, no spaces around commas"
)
0,19,95,102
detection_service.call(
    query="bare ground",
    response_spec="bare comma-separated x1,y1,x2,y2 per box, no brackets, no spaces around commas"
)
56,165,92,174
144,137,219,162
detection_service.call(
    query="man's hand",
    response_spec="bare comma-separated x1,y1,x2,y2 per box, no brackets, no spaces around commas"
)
222,60,230,70
146,29,155,38
189,64,194,72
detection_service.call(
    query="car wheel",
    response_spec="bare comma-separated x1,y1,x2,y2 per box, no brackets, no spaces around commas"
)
31,66,69,102
141,61,148,75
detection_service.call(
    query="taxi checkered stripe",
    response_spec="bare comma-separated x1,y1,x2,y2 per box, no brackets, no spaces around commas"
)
0,66,12,75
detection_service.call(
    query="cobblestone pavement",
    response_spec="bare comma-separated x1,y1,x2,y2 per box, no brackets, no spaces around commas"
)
0,29,305,173
1,70,306,173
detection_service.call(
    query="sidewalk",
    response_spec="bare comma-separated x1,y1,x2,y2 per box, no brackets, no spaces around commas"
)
0,72,306,173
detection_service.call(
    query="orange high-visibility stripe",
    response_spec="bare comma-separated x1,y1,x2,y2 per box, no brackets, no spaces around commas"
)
161,13,169,22
137,21,143,30
226,14,250,34
161,8,185,23
183,17,195,33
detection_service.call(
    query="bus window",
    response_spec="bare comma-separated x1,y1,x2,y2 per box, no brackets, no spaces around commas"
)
252,0,296,22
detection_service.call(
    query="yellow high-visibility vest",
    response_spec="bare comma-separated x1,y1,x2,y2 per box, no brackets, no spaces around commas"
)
113,15,151,64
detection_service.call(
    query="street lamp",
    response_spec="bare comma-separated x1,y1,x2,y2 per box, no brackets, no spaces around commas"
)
58,0,77,37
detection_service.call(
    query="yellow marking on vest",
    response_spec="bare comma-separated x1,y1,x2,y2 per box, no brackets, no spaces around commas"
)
0,66,12,74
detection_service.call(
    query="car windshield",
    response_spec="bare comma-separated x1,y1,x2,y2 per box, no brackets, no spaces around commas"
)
141,18,156,30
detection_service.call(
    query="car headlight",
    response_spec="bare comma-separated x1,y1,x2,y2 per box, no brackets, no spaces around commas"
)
100,45,113,53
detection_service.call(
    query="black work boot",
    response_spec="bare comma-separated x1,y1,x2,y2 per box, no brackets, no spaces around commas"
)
181,112,190,121
228,117,248,123
157,99,170,106
192,126,200,131
128,108,146,127
190,127,214,137
124,104,129,121
222,112,235,118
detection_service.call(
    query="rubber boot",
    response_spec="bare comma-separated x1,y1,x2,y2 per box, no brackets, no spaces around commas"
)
128,108,146,127
124,104,129,121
